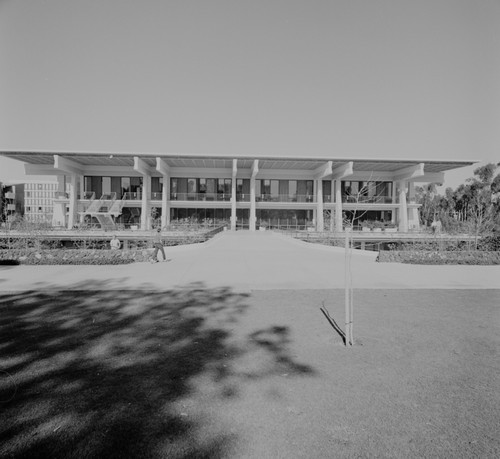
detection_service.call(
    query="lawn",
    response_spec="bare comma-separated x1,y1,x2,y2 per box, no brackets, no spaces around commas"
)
1,287,499,458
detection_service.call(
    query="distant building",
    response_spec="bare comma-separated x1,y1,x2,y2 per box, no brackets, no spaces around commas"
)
24,180,65,224
0,182,25,222
0,151,476,232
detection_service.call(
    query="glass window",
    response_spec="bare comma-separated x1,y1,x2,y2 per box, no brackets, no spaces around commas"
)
262,180,271,196
102,177,111,195
270,180,279,198
255,180,261,197
187,178,197,194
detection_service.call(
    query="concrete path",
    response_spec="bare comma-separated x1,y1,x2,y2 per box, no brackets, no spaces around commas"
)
1,231,499,291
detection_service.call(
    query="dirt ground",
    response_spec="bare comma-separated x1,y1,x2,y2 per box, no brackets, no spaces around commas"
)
1,287,499,458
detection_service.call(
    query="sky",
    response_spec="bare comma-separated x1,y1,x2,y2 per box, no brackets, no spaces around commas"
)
0,0,499,190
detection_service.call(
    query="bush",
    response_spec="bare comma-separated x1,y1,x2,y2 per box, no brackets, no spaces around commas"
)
377,250,500,265
0,249,140,265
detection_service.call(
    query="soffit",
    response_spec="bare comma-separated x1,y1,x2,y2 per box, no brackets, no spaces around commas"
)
0,151,476,173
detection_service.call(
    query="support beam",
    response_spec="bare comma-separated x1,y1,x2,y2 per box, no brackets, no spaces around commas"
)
251,159,259,178
231,159,237,231
156,157,171,176
134,156,155,176
331,161,354,180
25,164,62,175
393,163,425,181
313,161,333,180
54,155,83,175
417,172,445,185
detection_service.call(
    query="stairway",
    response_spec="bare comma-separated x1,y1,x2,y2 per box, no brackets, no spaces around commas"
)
83,193,124,229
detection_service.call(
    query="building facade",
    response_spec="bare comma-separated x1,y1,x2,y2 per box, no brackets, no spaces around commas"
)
0,151,475,232
23,181,63,224
0,182,24,223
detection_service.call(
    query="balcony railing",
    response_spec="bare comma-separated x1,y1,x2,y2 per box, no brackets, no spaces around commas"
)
54,191,69,199
342,196,394,204
82,191,96,200
123,192,142,200
171,192,232,201
257,194,316,203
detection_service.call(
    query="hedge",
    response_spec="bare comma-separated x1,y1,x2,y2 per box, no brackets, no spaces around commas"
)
377,250,500,265
0,249,158,265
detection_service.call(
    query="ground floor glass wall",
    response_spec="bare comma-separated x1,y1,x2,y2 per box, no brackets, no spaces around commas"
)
256,209,314,229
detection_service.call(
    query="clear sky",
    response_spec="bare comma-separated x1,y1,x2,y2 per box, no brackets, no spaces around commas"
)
1,0,499,189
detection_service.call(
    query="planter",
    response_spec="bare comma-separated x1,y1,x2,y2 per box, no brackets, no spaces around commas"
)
259,226,266,231
384,227,397,233
131,225,138,231
362,227,371,232
372,228,382,233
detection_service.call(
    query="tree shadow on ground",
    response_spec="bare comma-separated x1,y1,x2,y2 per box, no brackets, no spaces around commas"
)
0,281,314,459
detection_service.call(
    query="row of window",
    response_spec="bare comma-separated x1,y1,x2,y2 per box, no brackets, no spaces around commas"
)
24,183,58,191
25,198,53,205
81,176,395,202
25,191,57,198
25,206,51,213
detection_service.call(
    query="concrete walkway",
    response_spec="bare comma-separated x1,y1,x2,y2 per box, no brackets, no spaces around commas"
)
1,231,499,291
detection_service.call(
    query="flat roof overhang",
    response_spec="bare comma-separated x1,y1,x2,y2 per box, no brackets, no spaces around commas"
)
0,150,476,174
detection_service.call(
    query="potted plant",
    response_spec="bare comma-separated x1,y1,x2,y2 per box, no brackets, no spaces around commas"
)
372,221,384,232
384,223,398,233
361,221,372,232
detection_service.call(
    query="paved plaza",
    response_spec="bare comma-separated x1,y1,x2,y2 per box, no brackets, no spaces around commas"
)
1,231,499,291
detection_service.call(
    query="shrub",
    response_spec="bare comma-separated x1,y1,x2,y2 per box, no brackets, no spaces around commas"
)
377,250,500,265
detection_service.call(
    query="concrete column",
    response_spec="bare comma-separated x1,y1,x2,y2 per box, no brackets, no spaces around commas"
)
249,177,256,231
141,175,151,230
407,181,420,230
391,181,397,224
230,178,237,231
398,180,408,232
67,174,78,229
335,179,343,231
316,179,324,232
161,174,170,229
52,175,67,227
330,180,335,231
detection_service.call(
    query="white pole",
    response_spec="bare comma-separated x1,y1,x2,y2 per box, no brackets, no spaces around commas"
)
344,228,352,345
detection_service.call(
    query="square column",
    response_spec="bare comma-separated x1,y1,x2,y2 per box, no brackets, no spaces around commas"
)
335,179,343,231
398,180,408,232
249,160,259,231
316,179,324,232
407,182,420,230
67,174,78,229
391,182,397,224
161,174,170,229
141,175,151,230
230,159,237,231
52,175,67,227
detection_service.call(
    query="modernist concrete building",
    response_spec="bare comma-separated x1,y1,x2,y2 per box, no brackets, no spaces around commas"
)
0,151,474,232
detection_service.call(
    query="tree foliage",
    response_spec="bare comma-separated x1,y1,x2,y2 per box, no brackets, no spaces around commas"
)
416,162,500,239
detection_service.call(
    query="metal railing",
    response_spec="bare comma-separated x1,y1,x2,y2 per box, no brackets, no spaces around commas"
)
342,196,394,204
170,192,232,201
256,194,316,203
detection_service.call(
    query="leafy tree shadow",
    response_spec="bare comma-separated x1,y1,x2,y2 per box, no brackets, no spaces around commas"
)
0,281,314,458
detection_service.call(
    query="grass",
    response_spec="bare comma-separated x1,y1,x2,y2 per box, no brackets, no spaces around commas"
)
1,287,499,458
